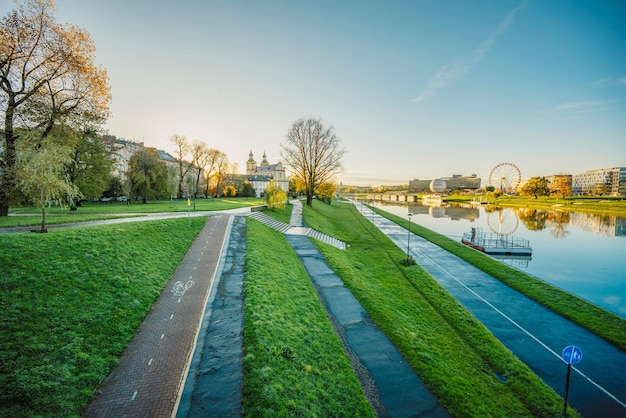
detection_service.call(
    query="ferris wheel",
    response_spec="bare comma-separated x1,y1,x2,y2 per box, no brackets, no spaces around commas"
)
487,208,519,235
488,162,522,194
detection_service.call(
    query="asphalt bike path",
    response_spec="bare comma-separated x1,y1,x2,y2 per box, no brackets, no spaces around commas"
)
353,202,626,417
83,214,232,417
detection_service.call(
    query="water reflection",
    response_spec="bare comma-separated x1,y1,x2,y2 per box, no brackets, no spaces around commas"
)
396,201,626,239
374,200,626,318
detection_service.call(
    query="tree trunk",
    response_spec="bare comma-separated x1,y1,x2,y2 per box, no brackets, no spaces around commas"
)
40,187,47,233
0,101,17,216
306,191,313,206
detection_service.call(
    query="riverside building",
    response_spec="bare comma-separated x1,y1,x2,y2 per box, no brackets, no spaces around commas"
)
572,167,626,196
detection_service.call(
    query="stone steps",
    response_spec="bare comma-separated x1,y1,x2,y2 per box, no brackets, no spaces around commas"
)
246,211,345,250
247,211,291,233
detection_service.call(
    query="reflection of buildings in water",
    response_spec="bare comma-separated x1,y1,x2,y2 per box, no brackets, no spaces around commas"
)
408,203,480,221
429,207,446,218
569,212,626,237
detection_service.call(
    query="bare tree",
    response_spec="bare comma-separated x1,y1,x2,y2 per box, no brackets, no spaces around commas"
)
169,134,192,198
200,148,226,197
0,0,111,216
281,118,345,206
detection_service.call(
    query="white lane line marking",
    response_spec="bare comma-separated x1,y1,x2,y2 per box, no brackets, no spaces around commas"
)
170,314,174,319
131,391,138,401
148,358,153,366
160,334,164,340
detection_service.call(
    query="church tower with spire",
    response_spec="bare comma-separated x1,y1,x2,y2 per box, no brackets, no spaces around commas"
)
246,149,257,174
260,151,269,167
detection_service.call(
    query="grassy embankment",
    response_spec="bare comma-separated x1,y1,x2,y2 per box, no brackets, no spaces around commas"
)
0,217,207,417
0,198,265,228
0,202,372,417
301,200,577,417
371,206,626,352
243,217,373,417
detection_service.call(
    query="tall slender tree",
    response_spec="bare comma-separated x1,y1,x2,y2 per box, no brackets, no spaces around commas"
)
169,134,192,198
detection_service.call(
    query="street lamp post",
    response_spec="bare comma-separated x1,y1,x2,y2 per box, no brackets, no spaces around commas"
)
406,212,413,262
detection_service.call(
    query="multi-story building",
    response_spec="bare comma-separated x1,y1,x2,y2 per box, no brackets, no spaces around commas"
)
572,167,626,196
103,135,200,196
103,136,145,178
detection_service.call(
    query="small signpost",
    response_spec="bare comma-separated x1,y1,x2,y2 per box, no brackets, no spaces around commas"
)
187,197,191,227
562,345,582,417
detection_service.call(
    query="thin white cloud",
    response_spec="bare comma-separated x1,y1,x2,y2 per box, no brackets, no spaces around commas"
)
548,100,619,114
412,0,529,103
592,76,626,87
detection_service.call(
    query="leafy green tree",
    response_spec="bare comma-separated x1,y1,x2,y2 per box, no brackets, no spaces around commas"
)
520,177,550,199
265,180,287,210
66,129,113,205
103,176,124,198
16,129,80,232
128,148,169,202
240,182,256,197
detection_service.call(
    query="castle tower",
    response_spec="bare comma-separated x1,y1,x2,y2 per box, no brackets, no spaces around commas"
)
246,150,257,174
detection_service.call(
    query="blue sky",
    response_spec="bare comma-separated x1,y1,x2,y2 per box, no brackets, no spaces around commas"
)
3,0,625,185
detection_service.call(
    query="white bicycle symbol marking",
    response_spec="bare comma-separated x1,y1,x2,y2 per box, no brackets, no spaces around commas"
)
171,280,194,298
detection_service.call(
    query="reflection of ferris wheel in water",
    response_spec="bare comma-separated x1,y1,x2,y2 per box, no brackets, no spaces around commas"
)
487,208,519,235
488,162,522,194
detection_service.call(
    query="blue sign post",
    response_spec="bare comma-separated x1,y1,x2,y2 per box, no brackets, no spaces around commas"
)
562,345,582,417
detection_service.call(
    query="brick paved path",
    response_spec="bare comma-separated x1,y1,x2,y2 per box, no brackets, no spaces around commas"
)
83,214,232,418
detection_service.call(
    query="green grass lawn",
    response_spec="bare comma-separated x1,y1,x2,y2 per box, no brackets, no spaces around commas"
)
1,198,265,228
372,206,626,353
0,217,207,417
243,219,373,417
303,200,578,417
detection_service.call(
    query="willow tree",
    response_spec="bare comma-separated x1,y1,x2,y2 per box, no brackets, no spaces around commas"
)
17,128,80,232
0,0,111,216
281,118,345,206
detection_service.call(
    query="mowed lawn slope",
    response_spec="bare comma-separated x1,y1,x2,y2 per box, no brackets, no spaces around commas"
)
243,219,373,417
303,201,576,417
0,217,207,417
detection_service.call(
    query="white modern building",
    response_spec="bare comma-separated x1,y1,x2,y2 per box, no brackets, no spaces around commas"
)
572,167,626,196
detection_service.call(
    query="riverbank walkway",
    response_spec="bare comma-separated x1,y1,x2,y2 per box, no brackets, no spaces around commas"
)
352,201,626,417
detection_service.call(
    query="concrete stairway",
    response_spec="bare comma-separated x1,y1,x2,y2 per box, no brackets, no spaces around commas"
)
246,211,346,250
247,211,291,233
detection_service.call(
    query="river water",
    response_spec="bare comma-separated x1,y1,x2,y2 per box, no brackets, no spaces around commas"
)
371,201,626,319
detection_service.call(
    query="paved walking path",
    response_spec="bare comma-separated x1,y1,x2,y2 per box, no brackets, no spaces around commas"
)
83,214,233,418
285,200,449,417
353,202,626,417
